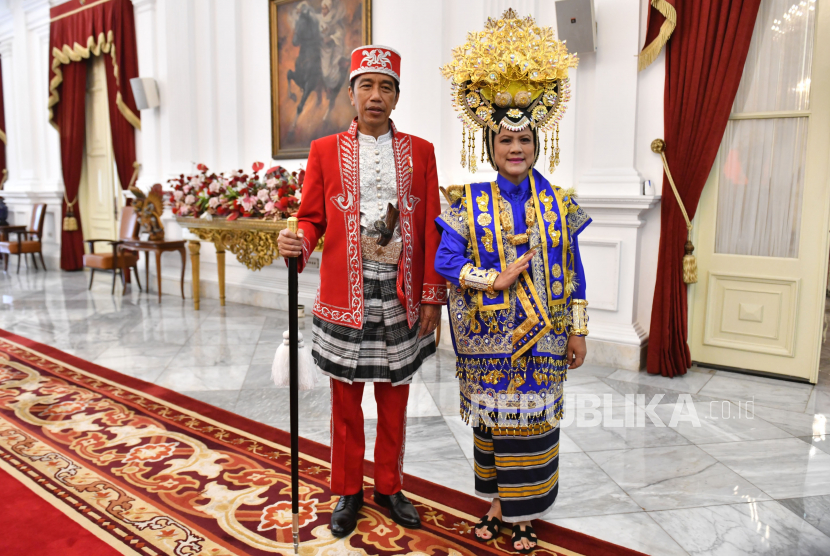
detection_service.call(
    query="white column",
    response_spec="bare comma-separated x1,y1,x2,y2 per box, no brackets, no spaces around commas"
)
577,0,642,196
567,0,658,369
0,8,23,192
156,0,198,177
24,0,62,192
132,0,162,189
212,0,242,171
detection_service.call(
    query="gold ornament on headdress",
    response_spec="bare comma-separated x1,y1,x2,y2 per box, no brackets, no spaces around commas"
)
441,8,578,172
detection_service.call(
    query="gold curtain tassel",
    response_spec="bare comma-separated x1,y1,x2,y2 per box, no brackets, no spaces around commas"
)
63,193,79,232
652,138,698,284
683,232,697,285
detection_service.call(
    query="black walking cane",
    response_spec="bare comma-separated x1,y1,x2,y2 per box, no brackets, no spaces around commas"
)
286,216,300,554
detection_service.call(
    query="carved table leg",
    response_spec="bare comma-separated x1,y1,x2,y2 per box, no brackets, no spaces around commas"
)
215,241,226,307
155,250,163,304
188,240,201,310
178,246,186,299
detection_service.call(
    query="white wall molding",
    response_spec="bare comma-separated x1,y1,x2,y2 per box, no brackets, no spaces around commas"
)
577,194,660,369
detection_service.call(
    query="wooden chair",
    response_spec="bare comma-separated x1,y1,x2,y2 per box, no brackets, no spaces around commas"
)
0,203,47,274
83,206,143,295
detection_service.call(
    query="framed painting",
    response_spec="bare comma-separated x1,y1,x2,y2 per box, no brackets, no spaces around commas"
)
269,0,372,159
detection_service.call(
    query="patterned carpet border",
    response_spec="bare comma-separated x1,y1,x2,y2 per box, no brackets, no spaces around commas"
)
0,328,646,556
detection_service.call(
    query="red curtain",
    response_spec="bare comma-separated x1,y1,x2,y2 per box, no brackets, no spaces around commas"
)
49,0,141,270
0,58,6,182
646,0,762,377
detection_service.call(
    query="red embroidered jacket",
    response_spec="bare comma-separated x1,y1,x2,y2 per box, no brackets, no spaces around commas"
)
292,119,447,330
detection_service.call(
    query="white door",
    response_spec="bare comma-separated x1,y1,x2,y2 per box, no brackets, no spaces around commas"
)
79,55,119,252
690,0,830,382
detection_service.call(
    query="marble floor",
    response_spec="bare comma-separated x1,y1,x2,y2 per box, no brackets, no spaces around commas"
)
2,269,830,556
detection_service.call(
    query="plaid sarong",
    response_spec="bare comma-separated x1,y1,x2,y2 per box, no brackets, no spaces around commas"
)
312,259,435,385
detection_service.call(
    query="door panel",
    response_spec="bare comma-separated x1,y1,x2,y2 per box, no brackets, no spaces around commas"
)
690,0,830,382
79,55,118,253
703,273,798,357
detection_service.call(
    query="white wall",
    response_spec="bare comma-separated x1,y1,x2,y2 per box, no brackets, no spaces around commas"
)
0,0,666,368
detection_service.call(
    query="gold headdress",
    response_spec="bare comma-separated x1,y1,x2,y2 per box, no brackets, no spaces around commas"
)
441,8,578,173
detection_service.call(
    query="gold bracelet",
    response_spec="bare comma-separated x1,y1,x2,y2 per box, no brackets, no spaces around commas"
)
570,299,589,336
486,270,499,294
459,263,474,289
460,264,499,292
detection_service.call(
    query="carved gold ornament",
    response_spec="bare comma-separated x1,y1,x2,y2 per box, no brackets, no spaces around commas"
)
441,8,578,141
552,263,562,279
552,281,563,296
539,190,554,213
495,91,513,107
514,90,532,108
177,217,322,272
477,213,493,227
477,191,491,212
482,228,495,253
549,226,561,247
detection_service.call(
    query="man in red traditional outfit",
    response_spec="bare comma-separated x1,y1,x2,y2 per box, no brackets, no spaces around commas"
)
277,45,446,537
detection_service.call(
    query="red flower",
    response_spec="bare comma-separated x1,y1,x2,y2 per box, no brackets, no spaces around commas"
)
266,165,282,175
197,163,208,172
297,169,306,186
227,211,240,222
252,161,265,173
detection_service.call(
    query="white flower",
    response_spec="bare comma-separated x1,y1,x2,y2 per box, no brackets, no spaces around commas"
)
209,182,221,194
185,195,196,205
174,190,184,201
264,201,276,214
266,177,278,189
208,197,220,208
257,189,270,202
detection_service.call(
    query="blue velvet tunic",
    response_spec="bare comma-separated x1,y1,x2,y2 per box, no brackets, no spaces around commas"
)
435,169,591,429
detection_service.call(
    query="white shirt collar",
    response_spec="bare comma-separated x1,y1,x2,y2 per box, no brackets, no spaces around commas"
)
357,129,393,145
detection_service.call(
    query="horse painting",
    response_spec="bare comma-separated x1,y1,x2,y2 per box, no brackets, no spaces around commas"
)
272,0,369,158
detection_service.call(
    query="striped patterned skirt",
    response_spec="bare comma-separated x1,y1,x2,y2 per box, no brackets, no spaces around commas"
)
473,422,560,522
311,258,435,385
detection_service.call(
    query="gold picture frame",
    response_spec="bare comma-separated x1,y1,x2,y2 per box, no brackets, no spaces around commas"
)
269,0,372,159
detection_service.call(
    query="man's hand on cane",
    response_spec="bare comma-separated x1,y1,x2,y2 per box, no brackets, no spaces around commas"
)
278,227,304,258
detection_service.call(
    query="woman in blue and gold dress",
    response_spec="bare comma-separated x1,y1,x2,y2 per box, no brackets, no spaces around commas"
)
435,10,589,553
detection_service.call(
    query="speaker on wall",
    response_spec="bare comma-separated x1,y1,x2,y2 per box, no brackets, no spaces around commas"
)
130,77,160,110
555,0,597,54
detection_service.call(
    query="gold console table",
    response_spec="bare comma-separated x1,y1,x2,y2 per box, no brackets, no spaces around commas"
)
176,217,321,310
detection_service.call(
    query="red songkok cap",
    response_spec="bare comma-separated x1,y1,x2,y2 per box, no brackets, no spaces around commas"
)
349,45,401,83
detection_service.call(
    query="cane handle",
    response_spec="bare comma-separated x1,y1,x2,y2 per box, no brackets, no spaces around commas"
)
287,216,299,235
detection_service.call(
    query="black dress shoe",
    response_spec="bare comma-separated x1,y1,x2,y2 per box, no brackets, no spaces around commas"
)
374,490,421,529
331,492,364,537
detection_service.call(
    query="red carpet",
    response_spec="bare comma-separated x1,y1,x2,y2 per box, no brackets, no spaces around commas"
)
0,467,121,555
0,329,645,556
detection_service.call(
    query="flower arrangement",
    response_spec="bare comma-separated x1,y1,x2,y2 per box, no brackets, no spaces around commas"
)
169,162,305,220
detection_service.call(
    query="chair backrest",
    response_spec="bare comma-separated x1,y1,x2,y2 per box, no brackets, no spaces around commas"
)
118,206,140,240
29,204,47,239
